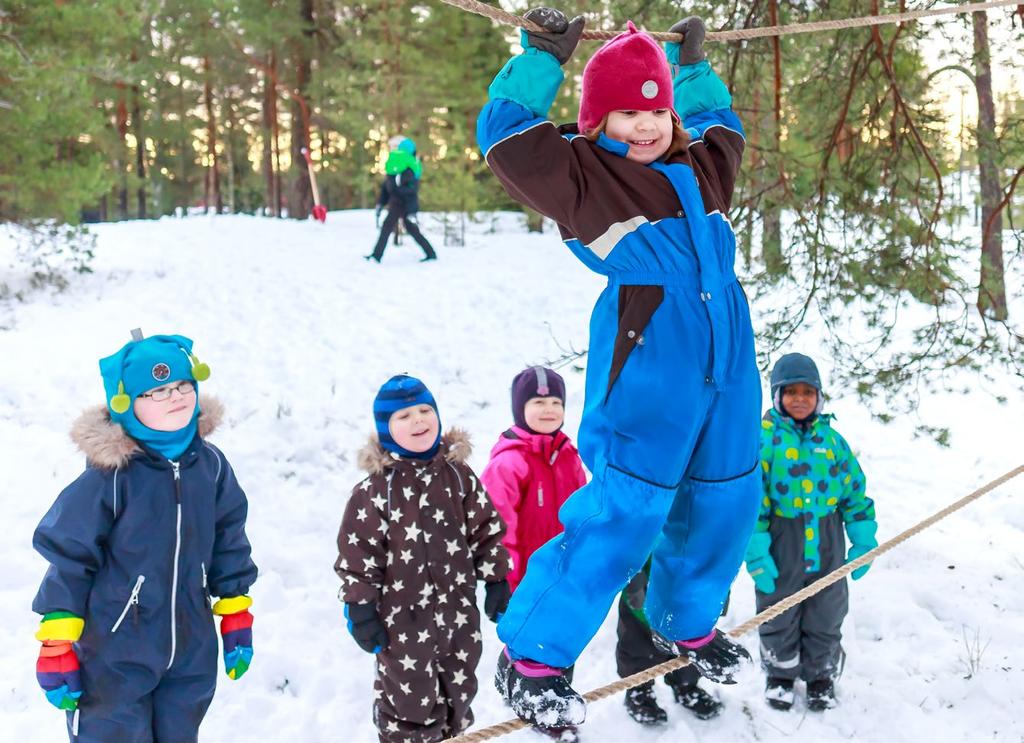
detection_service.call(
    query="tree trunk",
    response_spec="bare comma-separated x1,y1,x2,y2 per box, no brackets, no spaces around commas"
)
972,10,1006,320
262,53,278,217
132,77,146,219
224,92,237,213
761,0,786,277
116,94,129,220
288,0,314,220
203,56,222,214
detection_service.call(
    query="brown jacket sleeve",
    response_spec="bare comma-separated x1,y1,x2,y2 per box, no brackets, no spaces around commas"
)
335,476,389,605
458,464,511,584
686,126,745,214
485,121,587,231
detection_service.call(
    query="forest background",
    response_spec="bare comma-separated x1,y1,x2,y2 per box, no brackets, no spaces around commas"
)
1,0,1023,436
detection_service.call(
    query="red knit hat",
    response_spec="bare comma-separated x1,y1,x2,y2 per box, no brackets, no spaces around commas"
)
578,21,675,135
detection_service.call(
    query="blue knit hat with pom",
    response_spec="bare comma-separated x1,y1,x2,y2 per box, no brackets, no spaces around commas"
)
373,374,441,460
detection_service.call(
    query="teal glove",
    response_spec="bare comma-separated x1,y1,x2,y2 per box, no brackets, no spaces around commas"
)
744,532,778,594
845,521,878,580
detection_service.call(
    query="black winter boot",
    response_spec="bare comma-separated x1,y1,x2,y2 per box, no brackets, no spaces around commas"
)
806,679,837,711
495,650,586,728
623,681,667,726
653,630,751,684
533,725,580,742
669,681,723,720
764,677,795,711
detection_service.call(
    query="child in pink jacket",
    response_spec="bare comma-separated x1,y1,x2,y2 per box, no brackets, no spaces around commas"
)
482,367,588,592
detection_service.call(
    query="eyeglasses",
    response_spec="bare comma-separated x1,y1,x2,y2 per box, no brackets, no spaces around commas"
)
140,381,195,401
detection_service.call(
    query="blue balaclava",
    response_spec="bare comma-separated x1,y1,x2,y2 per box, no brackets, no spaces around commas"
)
769,352,824,421
373,374,441,460
99,332,209,460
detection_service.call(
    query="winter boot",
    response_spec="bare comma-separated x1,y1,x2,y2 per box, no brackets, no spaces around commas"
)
495,649,586,728
533,725,580,742
764,677,795,711
652,629,751,684
669,681,723,720
806,679,837,711
623,681,668,726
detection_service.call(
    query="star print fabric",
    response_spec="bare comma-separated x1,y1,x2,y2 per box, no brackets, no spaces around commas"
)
335,428,510,742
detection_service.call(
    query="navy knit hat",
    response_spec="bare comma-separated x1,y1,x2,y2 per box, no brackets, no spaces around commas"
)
373,374,441,459
770,353,823,418
511,366,566,433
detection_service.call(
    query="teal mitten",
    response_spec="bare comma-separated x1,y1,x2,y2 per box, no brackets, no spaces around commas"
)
744,532,779,594
845,521,878,580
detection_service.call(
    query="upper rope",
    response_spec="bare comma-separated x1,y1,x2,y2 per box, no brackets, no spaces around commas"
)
436,0,1023,42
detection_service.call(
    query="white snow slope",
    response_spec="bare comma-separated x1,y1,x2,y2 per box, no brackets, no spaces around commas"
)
1,211,1022,743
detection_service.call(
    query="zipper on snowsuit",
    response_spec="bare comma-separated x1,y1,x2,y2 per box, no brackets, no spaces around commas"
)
110,575,146,633
537,485,544,507
168,461,183,669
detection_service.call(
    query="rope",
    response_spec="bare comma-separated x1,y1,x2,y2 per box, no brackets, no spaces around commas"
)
446,463,1024,743
437,0,1022,42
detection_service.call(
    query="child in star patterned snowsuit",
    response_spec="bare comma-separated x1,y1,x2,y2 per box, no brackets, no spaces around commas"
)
744,353,877,712
31,331,257,743
335,375,511,743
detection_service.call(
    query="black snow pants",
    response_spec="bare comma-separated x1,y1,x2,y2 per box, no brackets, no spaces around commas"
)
755,511,848,682
371,209,437,261
615,569,701,689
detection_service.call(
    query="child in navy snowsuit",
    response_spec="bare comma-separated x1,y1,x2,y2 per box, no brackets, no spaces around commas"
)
32,331,258,742
477,9,761,727
745,353,877,712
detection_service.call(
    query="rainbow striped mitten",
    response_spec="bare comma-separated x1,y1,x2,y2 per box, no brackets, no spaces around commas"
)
35,612,85,710
212,596,253,680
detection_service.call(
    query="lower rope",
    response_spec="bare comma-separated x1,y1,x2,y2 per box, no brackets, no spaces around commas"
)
445,463,1024,742
436,0,1022,42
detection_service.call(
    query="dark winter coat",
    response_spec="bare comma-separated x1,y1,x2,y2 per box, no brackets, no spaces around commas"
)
377,169,420,216
32,397,257,738
335,429,510,741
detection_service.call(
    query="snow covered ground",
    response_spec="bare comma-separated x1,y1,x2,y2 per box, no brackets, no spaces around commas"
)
1,211,1022,743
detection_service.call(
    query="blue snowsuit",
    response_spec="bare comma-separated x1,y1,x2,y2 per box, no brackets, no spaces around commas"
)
477,50,762,667
32,399,257,742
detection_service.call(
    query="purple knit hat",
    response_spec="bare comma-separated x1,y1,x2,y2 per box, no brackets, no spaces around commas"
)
511,366,566,433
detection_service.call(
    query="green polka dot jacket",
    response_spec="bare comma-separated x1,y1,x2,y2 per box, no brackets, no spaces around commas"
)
757,407,875,572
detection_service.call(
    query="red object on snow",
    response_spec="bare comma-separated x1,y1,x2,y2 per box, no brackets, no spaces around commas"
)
300,147,327,223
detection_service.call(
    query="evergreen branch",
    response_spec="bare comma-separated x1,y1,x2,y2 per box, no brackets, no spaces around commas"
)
0,31,31,63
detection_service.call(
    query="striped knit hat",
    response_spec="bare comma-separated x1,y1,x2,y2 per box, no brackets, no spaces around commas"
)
373,374,441,459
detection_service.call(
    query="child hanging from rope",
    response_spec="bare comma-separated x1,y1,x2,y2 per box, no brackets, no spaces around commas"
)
31,331,257,742
745,353,877,711
477,8,762,728
366,136,438,263
335,375,511,742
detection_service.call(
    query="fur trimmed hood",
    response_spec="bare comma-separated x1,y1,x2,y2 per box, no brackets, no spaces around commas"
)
357,427,472,476
70,395,224,470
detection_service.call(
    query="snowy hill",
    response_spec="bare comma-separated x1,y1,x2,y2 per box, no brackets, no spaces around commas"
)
1,211,1022,743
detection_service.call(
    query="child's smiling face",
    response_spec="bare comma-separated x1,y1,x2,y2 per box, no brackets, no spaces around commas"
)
133,381,197,431
524,396,564,435
781,382,818,421
388,403,440,453
603,109,674,164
